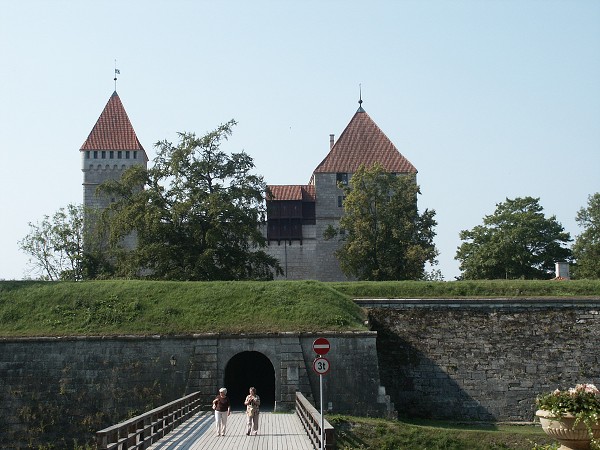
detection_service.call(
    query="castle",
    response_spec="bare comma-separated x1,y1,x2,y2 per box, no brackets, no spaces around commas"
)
81,92,416,281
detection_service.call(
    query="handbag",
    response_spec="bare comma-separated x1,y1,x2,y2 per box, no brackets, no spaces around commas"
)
247,405,256,417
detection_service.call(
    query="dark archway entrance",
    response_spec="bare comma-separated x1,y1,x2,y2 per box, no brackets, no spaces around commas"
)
224,351,276,411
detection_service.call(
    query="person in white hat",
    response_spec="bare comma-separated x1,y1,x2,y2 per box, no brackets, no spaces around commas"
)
212,387,231,436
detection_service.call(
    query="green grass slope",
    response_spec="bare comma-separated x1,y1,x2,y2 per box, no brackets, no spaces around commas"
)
329,416,555,450
0,280,366,337
1,279,598,338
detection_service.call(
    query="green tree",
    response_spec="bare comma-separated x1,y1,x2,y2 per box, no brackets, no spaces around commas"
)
455,197,572,280
19,204,86,280
96,120,281,280
572,193,600,279
325,163,438,280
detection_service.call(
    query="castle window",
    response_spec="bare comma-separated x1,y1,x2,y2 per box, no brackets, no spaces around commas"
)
85,151,90,159
336,173,349,185
101,151,106,159
337,195,346,207
133,151,137,159
109,151,114,159
93,151,98,159
126,151,130,159
118,151,122,159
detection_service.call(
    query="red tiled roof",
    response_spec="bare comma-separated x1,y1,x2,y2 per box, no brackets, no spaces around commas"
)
80,91,146,154
267,185,315,202
302,184,315,201
313,108,416,174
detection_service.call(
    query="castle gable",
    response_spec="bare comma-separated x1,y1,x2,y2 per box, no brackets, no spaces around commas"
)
313,108,416,175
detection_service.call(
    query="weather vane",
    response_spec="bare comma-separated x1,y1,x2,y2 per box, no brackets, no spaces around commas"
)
114,59,120,91
359,83,363,106
358,83,364,111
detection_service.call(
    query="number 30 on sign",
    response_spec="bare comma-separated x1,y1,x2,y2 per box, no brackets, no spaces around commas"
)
313,357,330,375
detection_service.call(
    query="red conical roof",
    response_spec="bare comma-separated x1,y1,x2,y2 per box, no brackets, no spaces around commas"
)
313,108,416,174
80,91,146,153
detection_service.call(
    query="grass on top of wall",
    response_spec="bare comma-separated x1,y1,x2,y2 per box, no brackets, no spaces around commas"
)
0,280,366,337
1,279,598,338
329,279,600,299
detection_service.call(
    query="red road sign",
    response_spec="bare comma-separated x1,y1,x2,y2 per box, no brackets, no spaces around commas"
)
313,337,330,355
313,357,330,375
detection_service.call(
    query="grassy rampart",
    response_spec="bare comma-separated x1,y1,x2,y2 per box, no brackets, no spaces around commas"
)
0,279,598,337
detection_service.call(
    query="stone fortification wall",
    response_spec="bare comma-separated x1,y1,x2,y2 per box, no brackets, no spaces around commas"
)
362,298,600,422
265,238,318,280
313,173,349,281
0,332,392,448
4,299,597,447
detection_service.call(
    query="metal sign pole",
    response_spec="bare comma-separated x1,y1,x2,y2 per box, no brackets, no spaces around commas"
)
320,372,324,450
313,338,330,450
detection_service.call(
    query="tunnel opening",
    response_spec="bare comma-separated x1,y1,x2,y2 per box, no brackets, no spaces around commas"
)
223,351,276,411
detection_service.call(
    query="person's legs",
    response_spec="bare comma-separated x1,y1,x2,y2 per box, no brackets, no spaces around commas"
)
221,412,228,435
246,413,252,435
252,412,259,435
214,411,221,435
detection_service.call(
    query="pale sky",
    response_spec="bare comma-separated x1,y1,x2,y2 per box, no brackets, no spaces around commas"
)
1,0,598,281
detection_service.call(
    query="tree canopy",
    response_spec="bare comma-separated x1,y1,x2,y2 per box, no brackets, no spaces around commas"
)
19,204,86,281
572,193,600,279
95,120,281,280
455,196,572,280
324,163,438,281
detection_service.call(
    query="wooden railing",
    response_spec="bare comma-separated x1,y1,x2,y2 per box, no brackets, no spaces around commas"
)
96,392,202,450
296,392,336,450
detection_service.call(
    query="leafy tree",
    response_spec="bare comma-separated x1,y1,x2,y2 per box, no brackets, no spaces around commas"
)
96,120,281,280
19,204,86,280
325,163,438,280
571,193,600,279
455,197,572,280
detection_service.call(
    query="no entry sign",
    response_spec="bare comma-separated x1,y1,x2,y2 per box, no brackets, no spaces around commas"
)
312,337,330,355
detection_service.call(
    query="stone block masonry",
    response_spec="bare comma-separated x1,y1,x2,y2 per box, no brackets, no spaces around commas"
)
3,298,596,447
361,298,600,422
0,332,392,448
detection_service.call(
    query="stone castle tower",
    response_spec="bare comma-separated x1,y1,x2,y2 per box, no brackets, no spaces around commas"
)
80,91,148,249
264,99,417,281
80,91,148,209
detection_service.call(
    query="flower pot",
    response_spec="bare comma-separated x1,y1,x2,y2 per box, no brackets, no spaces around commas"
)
536,409,600,450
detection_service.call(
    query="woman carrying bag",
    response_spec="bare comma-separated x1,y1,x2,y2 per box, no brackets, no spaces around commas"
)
244,386,261,436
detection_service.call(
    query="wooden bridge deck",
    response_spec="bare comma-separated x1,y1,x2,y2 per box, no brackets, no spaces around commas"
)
147,411,314,450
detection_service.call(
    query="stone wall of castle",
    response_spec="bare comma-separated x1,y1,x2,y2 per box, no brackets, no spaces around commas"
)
81,151,144,210
0,332,391,448
5,300,595,446
362,298,600,422
263,225,318,280
314,173,348,281
81,152,146,251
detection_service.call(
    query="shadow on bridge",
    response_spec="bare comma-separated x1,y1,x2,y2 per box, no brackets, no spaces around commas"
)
147,411,212,449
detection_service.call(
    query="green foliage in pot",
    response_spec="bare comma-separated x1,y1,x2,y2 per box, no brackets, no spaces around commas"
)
536,383,600,449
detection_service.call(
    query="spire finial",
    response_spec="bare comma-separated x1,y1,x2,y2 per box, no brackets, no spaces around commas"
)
114,59,120,91
357,83,365,112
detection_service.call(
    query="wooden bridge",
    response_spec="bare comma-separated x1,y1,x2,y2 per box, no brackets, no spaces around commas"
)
96,392,335,450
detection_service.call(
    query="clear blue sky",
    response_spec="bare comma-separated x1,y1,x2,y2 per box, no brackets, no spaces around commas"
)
1,0,598,280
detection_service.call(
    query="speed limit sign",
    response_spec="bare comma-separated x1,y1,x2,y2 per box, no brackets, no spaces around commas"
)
313,357,330,375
